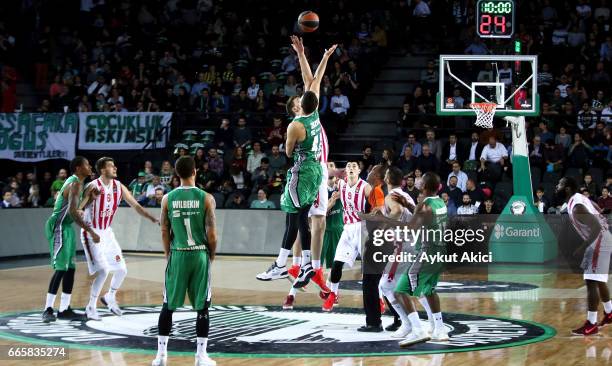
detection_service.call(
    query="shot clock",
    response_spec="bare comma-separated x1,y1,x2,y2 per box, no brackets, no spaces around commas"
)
476,0,515,38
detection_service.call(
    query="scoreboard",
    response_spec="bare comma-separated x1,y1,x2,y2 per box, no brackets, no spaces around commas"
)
476,0,515,38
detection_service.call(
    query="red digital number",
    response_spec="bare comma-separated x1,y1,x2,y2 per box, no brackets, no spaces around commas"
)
494,15,506,33
479,14,491,34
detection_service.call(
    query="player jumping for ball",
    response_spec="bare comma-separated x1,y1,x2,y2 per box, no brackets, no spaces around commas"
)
42,156,97,323
557,177,612,336
79,157,159,320
256,36,337,288
152,156,217,366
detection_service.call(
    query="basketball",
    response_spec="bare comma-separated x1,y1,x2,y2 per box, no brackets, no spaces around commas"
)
298,11,319,33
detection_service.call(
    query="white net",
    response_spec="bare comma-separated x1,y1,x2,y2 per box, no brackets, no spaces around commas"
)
470,102,497,129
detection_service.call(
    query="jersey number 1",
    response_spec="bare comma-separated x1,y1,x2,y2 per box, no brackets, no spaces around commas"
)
184,218,196,246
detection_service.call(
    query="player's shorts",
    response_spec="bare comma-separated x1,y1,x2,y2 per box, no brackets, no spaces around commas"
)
164,250,211,311
45,218,76,271
395,244,443,297
333,222,362,267
309,163,329,217
321,228,343,268
81,228,126,275
281,160,322,214
582,231,612,283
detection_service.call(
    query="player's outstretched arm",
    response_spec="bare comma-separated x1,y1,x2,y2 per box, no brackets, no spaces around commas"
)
160,194,171,258
572,204,603,257
68,181,100,243
309,44,338,99
121,184,160,224
290,35,314,88
204,194,217,261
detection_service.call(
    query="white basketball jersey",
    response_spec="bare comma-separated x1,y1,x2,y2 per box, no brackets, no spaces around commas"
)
84,178,123,230
383,187,414,223
568,193,609,241
318,126,329,163
339,178,367,224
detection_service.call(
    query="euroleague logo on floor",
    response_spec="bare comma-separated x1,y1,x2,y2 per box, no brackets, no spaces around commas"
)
0,305,554,356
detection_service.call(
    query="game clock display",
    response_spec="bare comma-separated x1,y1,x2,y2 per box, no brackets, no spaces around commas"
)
476,0,515,38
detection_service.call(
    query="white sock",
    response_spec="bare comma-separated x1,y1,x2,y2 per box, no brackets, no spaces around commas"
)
587,311,598,324
408,311,422,331
432,312,444,330
289,287,297,296
59,293,71,312
418,297,434,322
276,248,291,267
157,335,169,355
302,250,311,265
292,256,302,266
312,259,321,270
196,337,208,356
45,293,56,310
331,282,339,294
604,301,612,313
388,296,410,325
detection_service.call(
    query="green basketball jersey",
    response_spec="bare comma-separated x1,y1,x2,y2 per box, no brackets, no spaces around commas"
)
326,190,344,231
167,186,208,251
419,196,448,249
49,175,81,225
292,110,322,163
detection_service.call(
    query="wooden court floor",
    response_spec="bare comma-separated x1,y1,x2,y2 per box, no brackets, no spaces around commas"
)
0,255,610,366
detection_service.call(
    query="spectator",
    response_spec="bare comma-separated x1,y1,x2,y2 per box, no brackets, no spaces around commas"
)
51,169,68,195
250,189,276,209
330,87,350,131
231,90,251,113
464,37,489,55
440,192,457,216
39,171,53,204
252,158,273,190
567,132,592,170
284,75,298,97
196,161,219,193
529,136,545,168
447,162,468,192
414,169,424,190
263,74,280,98
480,136,508,183
1,191,12,208
270,87,289,114
191,72,210,99
380,149,395,169
268,145,287,174
229,163,247,193
424,129,442,160
147,188,165,207
466,178,485,207
477,198,497,214
252,89,267,112
443,175,463,206
401,133,422,157
577,102,598,130
247,142,266,173
129,172,148,202
231,147,248,173
582,174,599,197
404,175,420,203
441,134,464,175
233,116,252,149
207,148,225,176
457,194,478,215
534,188,550,213
359,145,376,173
416,144,438,173
247,76,260,100
397,146,417,175
195,89,211,114
598,187,612,214
601,100,612,125
227,193,247,209
215,119,233,150
266,117,286,147
543,139,564,172
144,176,165,202
159,161,174,185
555,126,572,149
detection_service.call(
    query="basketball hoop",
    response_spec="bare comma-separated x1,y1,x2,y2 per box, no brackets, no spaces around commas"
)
470,102,497,129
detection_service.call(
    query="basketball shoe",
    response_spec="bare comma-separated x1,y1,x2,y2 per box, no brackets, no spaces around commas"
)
151,354,167,366
322,292,338,312
430,326,450,341
86,305,101,321
391,323,412,338
283,295,295,310
195,354,216,366
310,268,331,292
101,294,122,316
256,262,288,281
599,312,612,328
398,328,430,347
292,263,315,288
42,307,56,323
571,320,599,336
287,264,300,279
57,306,85,320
